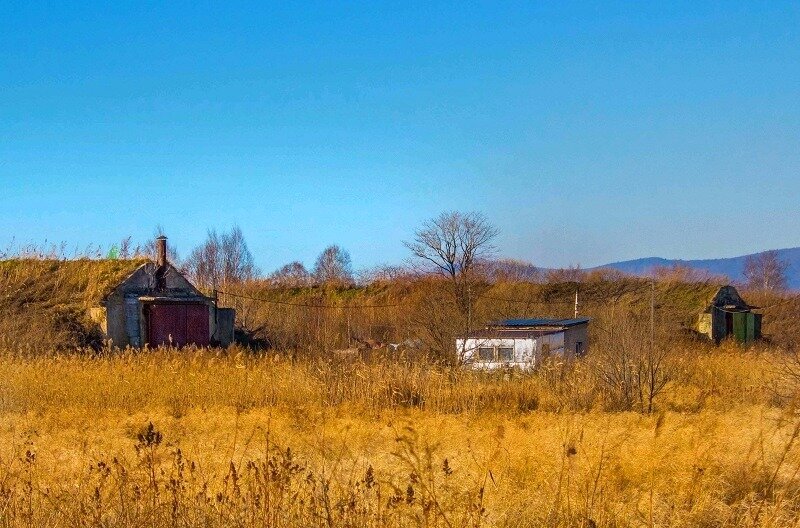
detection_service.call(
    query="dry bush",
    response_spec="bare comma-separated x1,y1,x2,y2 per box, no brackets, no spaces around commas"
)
0,347,799,527
5,263,800,525
215,275,728,363
0,256,738,358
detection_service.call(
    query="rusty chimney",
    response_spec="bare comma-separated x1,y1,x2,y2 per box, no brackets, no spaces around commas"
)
156,236,168,267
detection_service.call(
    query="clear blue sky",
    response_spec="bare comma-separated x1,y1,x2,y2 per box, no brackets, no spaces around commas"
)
1,1,798,272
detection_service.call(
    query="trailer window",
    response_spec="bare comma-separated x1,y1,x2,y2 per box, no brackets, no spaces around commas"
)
498,347,514,361
477,347,494,361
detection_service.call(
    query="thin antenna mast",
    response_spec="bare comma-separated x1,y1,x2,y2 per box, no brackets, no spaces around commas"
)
574,290,579,318
650,281,655,351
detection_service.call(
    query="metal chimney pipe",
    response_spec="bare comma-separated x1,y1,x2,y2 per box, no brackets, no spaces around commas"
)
156,236,167,267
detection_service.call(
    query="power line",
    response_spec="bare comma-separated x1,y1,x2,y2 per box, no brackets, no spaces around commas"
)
216,289,404,309
754,294,800,310
218,286,800,313
218,289,577,310
476,293,578,305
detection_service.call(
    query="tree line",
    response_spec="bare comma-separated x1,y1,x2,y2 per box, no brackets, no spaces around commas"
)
183,229,355,290
174,212,792,297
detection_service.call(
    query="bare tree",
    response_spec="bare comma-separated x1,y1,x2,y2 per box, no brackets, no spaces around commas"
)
545,265,584,283
590,312,673,413
744,250,789,292
220,226,257,285
405,211,498,319
186,231,220,288
185,226,258,290
270,261,312,287
356,264,416,285
313,245,353,284
119,237,132,259
478,258,541,283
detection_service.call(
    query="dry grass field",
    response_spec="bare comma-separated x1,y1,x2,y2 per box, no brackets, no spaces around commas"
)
0,345,798,527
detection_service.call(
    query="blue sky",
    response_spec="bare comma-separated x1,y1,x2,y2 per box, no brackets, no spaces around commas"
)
1,1,798,272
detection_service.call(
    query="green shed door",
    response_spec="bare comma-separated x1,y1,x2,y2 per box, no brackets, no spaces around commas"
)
732,312,747,343
746,313,756,343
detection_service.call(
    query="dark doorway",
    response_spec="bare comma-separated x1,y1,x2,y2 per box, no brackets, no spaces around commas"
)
147,303,209,347
725,312,734,338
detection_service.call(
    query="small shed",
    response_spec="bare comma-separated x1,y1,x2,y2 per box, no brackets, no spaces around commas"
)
456,317,589,370
89,236,235,348
697,285,761,344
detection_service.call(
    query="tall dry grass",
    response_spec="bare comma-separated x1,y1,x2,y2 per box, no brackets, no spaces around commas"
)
0,345,798,527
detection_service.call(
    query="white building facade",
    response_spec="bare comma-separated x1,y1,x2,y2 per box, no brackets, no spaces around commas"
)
456,318,589,370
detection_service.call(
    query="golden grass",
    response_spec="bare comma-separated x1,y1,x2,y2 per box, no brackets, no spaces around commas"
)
0,259,147,349
0,346,798,527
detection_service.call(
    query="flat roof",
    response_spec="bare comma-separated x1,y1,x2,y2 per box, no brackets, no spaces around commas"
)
488,317,590,328
459,328,564,339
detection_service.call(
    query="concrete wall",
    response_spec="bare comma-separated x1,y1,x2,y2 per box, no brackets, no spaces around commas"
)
94,299,130,348
88,307,107,335
697,313,713,339
563,324,589,359
214,308,235,347
536,333,566,362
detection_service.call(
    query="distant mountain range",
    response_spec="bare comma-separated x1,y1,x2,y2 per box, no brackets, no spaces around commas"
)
593,248,800,289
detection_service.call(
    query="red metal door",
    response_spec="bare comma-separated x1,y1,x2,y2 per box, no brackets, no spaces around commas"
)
148,303,209,347
148,304,185,347
185,304,210,346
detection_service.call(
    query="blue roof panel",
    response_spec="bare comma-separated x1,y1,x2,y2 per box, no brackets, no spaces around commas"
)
489,317,590,328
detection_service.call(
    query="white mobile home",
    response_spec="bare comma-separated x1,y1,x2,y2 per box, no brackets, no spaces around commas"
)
456,318,589,370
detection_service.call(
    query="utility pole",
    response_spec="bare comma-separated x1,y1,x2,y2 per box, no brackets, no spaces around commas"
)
467,282,472,330
574,290,579,318
213,288,219,331
347,308,351,348
650,281,655,351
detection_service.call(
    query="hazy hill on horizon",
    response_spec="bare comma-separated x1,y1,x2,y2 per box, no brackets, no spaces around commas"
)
593,247,800,290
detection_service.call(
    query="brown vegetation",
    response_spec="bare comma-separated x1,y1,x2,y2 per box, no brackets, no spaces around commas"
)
0,345,798,527
5,253,799,354
3,241,800,526
0,259,146,349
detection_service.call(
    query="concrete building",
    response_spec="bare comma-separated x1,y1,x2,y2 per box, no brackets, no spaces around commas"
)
89,237,235,348
456,317,589,370
697,285,761,344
